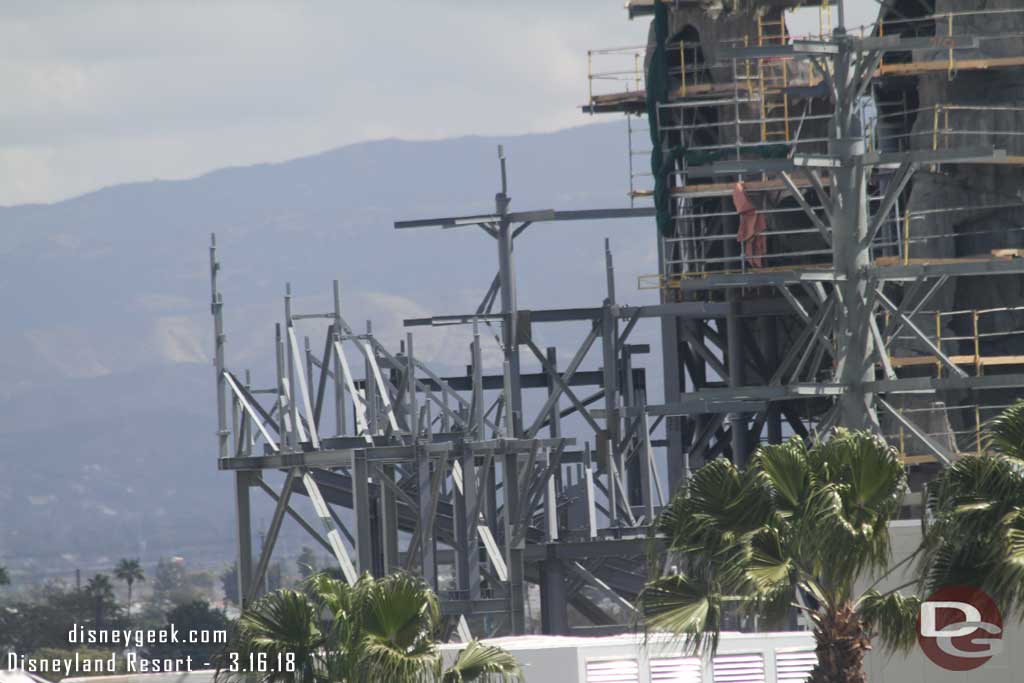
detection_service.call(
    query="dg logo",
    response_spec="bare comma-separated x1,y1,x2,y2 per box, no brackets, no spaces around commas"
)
917,585,1003,672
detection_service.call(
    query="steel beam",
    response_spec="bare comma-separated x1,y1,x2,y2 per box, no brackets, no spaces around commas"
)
234,471,255,608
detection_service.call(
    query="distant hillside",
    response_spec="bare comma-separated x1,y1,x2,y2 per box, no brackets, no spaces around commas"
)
0,120,662,577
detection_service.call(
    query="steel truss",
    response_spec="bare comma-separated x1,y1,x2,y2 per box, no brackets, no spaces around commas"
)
209,16,1024,640
647,22,1024,490
208,144,689,636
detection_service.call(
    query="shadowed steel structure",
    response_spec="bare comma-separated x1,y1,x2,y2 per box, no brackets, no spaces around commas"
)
211,0,1024,638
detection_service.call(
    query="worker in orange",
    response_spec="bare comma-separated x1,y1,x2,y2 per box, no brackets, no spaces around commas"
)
732,181,767,268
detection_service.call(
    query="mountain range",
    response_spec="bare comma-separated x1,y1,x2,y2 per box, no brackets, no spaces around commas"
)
0,120,663,579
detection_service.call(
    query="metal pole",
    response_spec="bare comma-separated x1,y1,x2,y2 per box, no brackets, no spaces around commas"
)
495,147,523,435
380,463,399,574
472,321,485,440
275,324,290,450
503,449,526,633
766,317,783,444
332,280,346,436
353,450,374,574
210,235,228,460
234,471,254,608
545,346,562,540
408,333,418,439
540,544,568,634
661,316,686,489
455,443,478,597
285,284,300,449
832,38,876,430
365,320,378,434
602,239,624,504
726,297,750,464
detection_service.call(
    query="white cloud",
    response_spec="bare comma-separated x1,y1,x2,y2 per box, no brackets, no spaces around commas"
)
0,0,648,205
0,0,881,206
153,315,207,364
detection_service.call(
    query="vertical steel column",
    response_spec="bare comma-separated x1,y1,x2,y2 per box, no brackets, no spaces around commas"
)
472,322,485,440
495,147,523,435
234,471,254,608
353,450,374,575
684,321,705,475
765,316,783,443
285,285,300,448
726,296,750,464
622,347,642,506
831,36,876,430
304,336,314,409
455,443,480,598
380,464,399,574
503,450,526,633
332,280,346,436
602,242,622,512
661,315,686,490
640,403,656,523
583,443,598,539
540,544,568,634
275,324,291,450
407,333,418,438
465,447,482,599
365,321,378,434
243,370,253,456
416,443,438,589
545,347,561,541
210,235,228,460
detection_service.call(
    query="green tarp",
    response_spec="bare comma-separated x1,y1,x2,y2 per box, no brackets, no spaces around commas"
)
646,0,673,237
646,1,788,236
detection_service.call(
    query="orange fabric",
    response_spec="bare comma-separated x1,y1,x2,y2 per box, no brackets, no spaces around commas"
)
732,182,767,268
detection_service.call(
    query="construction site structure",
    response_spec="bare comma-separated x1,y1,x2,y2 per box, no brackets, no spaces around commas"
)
586,0,1024,487
208,155,670,636
210,0,1024,640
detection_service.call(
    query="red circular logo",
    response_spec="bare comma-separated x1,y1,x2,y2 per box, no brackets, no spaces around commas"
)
917,585,1003,671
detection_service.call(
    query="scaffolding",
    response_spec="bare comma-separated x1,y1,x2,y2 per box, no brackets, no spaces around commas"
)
211,0,1024,641
210,149,682,637
585,0,1024,483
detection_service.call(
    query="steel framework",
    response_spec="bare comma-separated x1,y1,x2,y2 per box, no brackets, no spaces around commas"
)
587,1,1024,489
208,145,693,636
210,1,1024,638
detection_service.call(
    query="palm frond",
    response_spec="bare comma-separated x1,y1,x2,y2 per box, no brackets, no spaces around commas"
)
359,572,441,648
858,590,921,653
637,573,721,655
754,438,811,512
216,589,325,683
922,450,1024,616
442,640,523,683
985,401,1024,460
357,637,439,683
746,527,793,592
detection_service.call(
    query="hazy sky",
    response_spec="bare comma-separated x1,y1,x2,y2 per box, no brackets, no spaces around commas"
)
2,0,879,206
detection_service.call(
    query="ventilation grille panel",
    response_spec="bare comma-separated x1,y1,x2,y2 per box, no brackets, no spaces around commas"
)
650,656,702,683
775,649,817,682
711,653,765,683
586,658,640,683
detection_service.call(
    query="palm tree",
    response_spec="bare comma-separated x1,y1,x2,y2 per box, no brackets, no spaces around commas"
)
218,571,521,683
86,573,117,629
639,430,918,683
114,559,145,622
919,401,1024,613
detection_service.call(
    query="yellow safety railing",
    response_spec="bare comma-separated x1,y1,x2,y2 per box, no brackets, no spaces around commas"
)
586,45,647,105
885,305,1024,377
873,6,1024,79
756,12,790,143
887,399,1020,464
